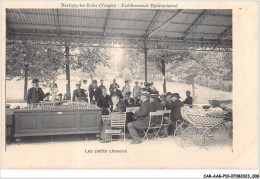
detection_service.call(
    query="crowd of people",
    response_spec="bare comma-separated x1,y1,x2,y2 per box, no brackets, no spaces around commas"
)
26,78,198,144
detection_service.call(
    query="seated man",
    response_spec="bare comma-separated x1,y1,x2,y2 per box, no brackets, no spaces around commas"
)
166,93,184,135
127,91,155,144
124,91,136,124
97,88,112,115
183,90,193,105
100,95,126,143
150,94,164,111
123,91,135,107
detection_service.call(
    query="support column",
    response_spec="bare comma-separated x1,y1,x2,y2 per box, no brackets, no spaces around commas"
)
161,55,166,94
144,39,148,82
65,45,71,99
23,64,29,101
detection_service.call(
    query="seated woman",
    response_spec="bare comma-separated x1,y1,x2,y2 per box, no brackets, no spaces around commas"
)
100,95,126,143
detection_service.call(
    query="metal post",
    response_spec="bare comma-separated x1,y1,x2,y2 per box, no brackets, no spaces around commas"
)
23,64,29,101
144,39,148,82
65,45,71,99
161,56,166,94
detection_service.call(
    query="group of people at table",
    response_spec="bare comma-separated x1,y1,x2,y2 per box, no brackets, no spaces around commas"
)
26,78,226,144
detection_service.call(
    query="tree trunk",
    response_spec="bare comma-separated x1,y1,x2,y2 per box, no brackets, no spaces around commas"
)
161,58,166,94
24,68,28,101
90,73,93,81
192,80,195,103
65,45,71,99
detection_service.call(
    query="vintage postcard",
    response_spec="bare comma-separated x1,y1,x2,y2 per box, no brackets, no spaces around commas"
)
1,1,258,170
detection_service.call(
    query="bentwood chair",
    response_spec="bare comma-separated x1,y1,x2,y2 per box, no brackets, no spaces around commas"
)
156,110,171,137
104,112,126,142
143,111,164,140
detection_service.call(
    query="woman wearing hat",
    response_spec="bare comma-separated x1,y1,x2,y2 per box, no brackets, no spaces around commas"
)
27,79,50,104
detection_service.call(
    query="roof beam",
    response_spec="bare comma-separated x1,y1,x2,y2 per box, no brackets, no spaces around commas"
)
53,9,60,34
212,26,232,50
217,26,232,39
6,10,231,28
147,10,183,37
8,23,233,41
146,10,159,34
183,10,211,40
103,9,111,36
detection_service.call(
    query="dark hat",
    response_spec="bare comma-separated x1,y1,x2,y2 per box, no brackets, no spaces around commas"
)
92,80,97,84
83,80,87,82
135,81,138,83
100,79,103,82
150,94,158,98
186,90,191,93
166,92,172,96
141,91,150,97
31,79,39,83
76,83,81,86
172,93,181,98
125,79,129,83
58,93,63,96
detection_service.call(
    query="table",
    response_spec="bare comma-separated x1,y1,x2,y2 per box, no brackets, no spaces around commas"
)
13,108,102,137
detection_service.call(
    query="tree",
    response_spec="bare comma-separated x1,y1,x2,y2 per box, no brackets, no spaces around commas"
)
6,43,65,100
71,47,111,81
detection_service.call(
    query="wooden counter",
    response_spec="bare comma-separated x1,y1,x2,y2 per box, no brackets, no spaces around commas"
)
13,108,102,137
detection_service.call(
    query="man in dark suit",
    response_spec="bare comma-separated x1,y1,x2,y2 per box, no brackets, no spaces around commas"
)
166,93,184,134
89,80,102,104
109,79,120,94
150,94,164,111
27,79,50,104
183,90,193,105
110,84,123,100
127,91,155,144
72,82,87,102
97,88,112,115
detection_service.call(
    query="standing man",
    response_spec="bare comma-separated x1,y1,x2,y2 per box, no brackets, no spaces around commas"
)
72,82,87,102
27,79,50,104
109,79,120,94
122,80,131,97
97,88,112,115
150,82,157,93
99,79,106,90
133,81,141,98
127,92,155,144
143,82,152,94
183,90,193,105
110,84,123,100
89,80,102,104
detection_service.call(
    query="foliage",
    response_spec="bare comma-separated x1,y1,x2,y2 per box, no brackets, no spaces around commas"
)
70,47,111,79
6,43,65,82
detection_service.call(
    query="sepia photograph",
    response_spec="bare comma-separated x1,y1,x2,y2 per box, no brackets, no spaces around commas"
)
1,1,258,172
